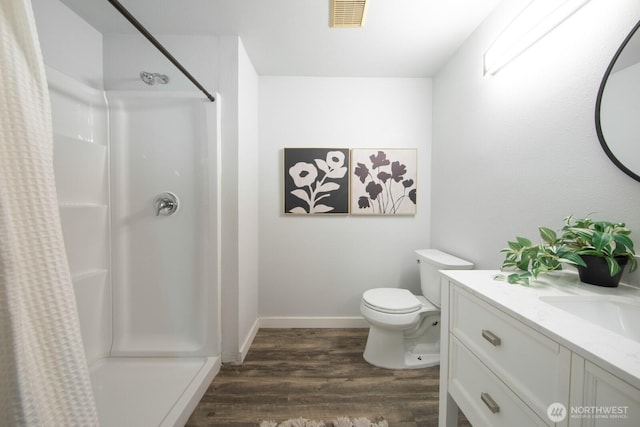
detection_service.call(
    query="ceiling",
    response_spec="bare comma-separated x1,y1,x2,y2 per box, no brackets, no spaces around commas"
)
59,0,501,77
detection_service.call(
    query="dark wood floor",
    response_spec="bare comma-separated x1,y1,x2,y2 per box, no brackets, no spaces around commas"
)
186,328,470,427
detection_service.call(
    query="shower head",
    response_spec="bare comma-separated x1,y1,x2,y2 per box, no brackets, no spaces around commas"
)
140,71,169,85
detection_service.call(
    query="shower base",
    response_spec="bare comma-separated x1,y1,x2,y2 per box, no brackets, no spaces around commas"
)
90,356,220,427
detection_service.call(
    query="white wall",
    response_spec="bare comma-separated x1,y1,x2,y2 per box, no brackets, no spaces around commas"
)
103,34,217,92
259,77,432,321
31,0,103,89
217,37,260,362
218,37,241,361
237,40,260,348
432,0,640,285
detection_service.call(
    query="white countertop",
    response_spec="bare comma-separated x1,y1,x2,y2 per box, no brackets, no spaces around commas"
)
440,269,640,390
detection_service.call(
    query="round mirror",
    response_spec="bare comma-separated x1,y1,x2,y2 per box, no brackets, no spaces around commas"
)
596,20,640,182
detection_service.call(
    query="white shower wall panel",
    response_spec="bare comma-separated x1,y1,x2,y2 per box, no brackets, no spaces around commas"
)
73,272,110,365
59,206,109,273
49,72,107,147
54,134,107,204
49,67,111,364
109,92,214,356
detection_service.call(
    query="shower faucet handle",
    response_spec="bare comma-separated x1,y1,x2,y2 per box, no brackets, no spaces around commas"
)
154,192,179,216
156,199,174,215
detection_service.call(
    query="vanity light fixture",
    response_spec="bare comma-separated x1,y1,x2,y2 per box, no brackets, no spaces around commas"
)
484,0,591,75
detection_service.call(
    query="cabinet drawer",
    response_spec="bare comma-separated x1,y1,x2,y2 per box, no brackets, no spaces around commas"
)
449,335,548,427
450,285,570,419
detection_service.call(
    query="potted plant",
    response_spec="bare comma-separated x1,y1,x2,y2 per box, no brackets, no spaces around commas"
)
496,215,637,286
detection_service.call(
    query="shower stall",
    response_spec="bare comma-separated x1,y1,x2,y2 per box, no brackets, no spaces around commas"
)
50,66,221,426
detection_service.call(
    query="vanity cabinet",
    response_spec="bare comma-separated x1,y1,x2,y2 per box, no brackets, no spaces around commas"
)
439,275,640,427
446,284,570,427
570,356,640,427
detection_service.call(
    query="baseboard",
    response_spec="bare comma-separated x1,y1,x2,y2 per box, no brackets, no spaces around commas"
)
259,316,369,329
221,317,260,364
239,317,260,362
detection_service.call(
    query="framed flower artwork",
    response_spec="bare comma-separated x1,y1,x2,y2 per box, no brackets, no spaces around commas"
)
283,148,350,214
351,148,417,215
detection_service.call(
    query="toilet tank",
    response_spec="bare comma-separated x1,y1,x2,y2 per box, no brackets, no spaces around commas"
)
415,249,473,307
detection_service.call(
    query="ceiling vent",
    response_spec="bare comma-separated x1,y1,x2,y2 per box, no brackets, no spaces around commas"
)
330,0,369,28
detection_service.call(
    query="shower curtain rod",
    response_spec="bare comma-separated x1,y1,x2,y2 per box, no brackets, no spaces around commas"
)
107,0,216,102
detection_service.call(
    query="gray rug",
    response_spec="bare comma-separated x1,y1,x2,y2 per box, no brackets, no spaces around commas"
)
259,417,388,427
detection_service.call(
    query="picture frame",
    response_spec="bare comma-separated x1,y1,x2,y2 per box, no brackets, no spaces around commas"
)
283,148,350,214
350,148,417,215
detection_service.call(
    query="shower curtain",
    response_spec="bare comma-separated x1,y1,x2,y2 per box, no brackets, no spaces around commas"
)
0,0,99,425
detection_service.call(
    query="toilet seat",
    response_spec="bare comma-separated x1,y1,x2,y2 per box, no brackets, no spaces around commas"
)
362,288,423,314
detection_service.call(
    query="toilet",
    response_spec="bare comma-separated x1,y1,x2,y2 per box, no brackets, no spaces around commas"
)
360,249,473,369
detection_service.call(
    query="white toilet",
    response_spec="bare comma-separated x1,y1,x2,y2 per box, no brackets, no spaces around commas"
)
360,249,473,369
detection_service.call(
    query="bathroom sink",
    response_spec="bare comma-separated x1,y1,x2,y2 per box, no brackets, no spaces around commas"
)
539,295,640,343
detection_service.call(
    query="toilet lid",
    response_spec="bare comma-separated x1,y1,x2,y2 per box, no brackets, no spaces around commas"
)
362,288,422,314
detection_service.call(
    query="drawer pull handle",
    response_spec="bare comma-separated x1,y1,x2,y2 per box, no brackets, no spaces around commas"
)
482,329,501,346
481,392,500,414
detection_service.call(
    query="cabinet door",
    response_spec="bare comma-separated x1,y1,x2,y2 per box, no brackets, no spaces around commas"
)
572,361,640,427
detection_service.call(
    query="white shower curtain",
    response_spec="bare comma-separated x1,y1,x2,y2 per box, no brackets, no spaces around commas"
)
0,0,99,425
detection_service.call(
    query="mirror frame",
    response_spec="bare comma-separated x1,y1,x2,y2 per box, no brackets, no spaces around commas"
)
595,19,640,182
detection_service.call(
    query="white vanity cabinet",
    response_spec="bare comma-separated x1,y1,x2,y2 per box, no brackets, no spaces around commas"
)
445,284,570,427
438,271,640,427
570,356,640,427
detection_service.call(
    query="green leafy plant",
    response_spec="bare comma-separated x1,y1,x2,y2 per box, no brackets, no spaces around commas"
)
496,216,637,285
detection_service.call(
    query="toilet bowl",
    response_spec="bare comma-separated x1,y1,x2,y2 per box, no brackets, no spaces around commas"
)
361,249,473,369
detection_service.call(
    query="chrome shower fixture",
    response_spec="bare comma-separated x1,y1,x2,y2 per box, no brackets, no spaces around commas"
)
140,71,170,85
